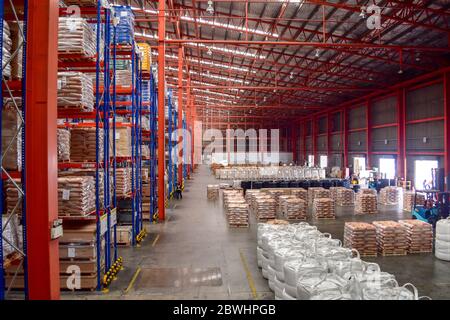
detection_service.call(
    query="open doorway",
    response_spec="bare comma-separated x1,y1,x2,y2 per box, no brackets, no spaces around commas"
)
414,160,438,190
379,158,396,179
353,157,366,175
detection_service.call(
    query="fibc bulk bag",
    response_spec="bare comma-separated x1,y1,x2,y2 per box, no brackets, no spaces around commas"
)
283,259,328,297
296,273,348,300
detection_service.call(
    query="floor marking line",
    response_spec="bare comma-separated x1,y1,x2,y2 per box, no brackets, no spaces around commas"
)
152,234,160,247
239,249,259,300
124,267,141,294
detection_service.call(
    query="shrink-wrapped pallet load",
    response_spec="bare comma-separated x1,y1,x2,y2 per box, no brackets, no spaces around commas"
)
113,6,135,44
58,176,96,217
58,72,94,112
70,127,103,162
2,98,22,171
254,196,277,221
373,221,408,256
399,220,433,254
207,185,220,201
58,17,96,57
4,179,22,215
3,20,12,78
57,128,71,162
403,191,425,212
280,197,307,220
329,187,345,202
116,168,132,198
379,186,401,205
9,21,23,79
344,222,377,257
142,145,150,159
226,202,249,228
355,193,378,215
2,215,22,258
137,43,151,72
336,188,355,206
290,188,307,202
116,69,133,87
313,198,335,219
307,187,327,206
115,126,132,157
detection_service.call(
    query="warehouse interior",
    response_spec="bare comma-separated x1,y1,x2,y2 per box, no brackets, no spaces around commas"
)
1,0,450,301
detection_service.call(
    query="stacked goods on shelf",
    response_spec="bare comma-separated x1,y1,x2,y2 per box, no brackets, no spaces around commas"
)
113,6,135,44
142,182,150,221
336,188,355,206
142,145,150,159
137,43,151,72
379,186,401,205
355,192,378,215
1,215,21,258
2,98,22,170
399,220,433,253
115,126,132,157
9,22,23,79
308,188,330,206
280,197,307,220
254,196,277,221
57,128,71,162
116,69,132,87
373,221,408,256
141,168,149,183
290,188,307,202
2,20,11,78
58,176,96,217
207,185,220,201
114,225,132,246
58,72,94,112
70,127,103,162
116,168,132,198
403,191,425,212
58,17,96,57
313,198,335,219
59,222,104,290
343,222,377,257
4,180,21,215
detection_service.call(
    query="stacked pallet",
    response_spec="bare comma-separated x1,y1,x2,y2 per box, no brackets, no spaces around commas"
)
263,189,289,203
4,180,22,215
313,198,335,219
2,99,22,171
222,189,244,210
114,225,132,246
403,192,426,212
58,176,96,217
226,202,249,228
70,127,104,162
116,168,132,198
254,197,277,221
355,193,378,215
115,126,132,157
308,187,324,205
116,69,133,87
360,188,377,196
58,72,94,112
137,43,151,72
280,197,307,220
336,188,355,206
2,215,21,258
343,222,377,257
373,221,408,256
330,187,345,202
2,20,11,78
10,22,23,79
399,219,433,253
379,186,401,205
58,17,96,58
58,129,71,162
278,195,295,214
290,188,307,202
207,185,220,200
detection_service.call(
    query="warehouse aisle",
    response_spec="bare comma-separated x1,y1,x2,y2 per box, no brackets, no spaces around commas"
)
110,165,272,300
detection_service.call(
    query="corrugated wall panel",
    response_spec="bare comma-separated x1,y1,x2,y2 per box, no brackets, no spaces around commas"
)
329,153,343,168
305,136,313,153
348,106,366,129
317,135,327,152
406,121,444,152
371,96,397,125
406,82,444,121
318,116,327,134
332,112,341,132
371,127,398,152
330,133,343,152
348,131,367,151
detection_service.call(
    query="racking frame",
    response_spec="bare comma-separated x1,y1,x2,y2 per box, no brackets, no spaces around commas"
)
0,0,28,300
149,71,158,222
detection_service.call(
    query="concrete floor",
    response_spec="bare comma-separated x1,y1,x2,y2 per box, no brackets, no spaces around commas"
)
63,165,450,300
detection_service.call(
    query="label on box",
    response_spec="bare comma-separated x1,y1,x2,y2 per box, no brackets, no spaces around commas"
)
115,132,121,140
121,11,128,17
62,189,70,201
100,214,108,236
111,208,117,227
68,247,76,258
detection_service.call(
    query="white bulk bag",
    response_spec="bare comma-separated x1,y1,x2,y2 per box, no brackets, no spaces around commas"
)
283,259,328,297
274,247,307,281
363,283,420,300
296,273,349,300
436,218,450,237
282,289,297,300
257,246,264,268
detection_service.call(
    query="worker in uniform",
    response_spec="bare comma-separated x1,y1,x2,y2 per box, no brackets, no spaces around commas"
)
174,184,183,200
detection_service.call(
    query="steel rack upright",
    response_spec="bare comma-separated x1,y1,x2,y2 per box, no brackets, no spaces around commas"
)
0,0,28,300
149,71,158,222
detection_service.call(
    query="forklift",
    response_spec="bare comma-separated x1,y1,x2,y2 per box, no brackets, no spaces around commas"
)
412,168,450,226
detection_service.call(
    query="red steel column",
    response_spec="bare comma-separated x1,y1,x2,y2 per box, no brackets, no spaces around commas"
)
25,0,60,300
178,47,183,185
366,100,372,169
312,118,317,165
291,124,297,163
397,89,407,179
158,0,166,220
444,72,450,190
327,113,331,163
302,122,307,165
343,108,349,170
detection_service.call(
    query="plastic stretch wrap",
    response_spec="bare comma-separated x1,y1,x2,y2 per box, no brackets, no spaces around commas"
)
3,20,12,78
58,17,96,57
57,128,71,162
58,72,94,112
2,98,22,171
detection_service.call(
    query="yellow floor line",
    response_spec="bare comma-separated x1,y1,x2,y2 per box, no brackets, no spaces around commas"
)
152,234,160,247
239,249,259,300
124,267,141,294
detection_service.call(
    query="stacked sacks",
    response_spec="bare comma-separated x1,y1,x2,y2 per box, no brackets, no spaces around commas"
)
435,218,450,261
257,221,427,300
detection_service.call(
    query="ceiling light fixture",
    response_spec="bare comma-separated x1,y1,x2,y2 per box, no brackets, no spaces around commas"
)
207,47,213,56
359,6,366,19
315,49,320,58
206,0,214,15
290,72,294,80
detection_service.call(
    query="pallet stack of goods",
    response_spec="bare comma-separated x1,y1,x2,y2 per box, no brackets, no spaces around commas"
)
290,188,307,202
115,126,132,157
399,220,433,254
403,191,425,212
312,198,335,219
329,187,345,202
58,17,96,58
57,128,71,162
4,180,22,215
116,168,132,198
254,196,277,221
2,20,12,78
336,188,355,206
137,43,151,72
373,221,408,256
58,176,96,218
308,187,329,206
245,190,261,213
279,197,307,220
207,185,220,201
70,127,104,162
222,189,244,210
355,191,378,215
2,98,22,171
57,72,94,112
343,222,377,257
222,190,249,227
379,186,401,205
114,225,132,247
